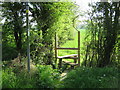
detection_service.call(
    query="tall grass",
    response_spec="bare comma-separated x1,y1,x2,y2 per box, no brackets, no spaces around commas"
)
2,65,61,88
62,67,119,88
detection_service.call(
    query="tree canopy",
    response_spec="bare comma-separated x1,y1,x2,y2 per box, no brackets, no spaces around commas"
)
82,2,120,67
2,2,78,66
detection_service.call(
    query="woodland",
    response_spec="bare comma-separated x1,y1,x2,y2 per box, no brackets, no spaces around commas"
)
1,1,120,88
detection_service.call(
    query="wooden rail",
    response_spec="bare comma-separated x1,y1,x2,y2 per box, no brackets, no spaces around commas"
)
57,54,78,59
56,48,78,50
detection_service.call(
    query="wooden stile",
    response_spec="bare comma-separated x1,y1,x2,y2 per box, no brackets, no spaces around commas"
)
54,31,80,68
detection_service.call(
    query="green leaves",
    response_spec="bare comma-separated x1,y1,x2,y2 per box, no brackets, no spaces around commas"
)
83,2,120,67
62,67,119,88
36,65,60,88
2,65,61,88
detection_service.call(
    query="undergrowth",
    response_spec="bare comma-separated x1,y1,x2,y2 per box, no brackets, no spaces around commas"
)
2,65,61,88
62,66,119,88
2,61,119,88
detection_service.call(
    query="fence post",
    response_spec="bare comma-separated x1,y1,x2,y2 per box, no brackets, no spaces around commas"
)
78,31,80,66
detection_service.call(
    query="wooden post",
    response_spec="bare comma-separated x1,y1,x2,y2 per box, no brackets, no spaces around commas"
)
74,59,77,63
55,32,57,64
58,58,62,69
71,65,75,69
78,31,80,66
74,56,77,63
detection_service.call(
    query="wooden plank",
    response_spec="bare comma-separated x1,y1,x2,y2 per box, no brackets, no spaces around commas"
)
58,54,78,57
74,58,77,63
58,58,62,69
57,54,78,59
63,60,71,63
56,48,78,50
63,60,78,66
69,63,78,66
57,57,78,59
78,31,80,66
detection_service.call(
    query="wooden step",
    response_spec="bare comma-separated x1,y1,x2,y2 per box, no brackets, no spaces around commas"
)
63,60,71,63
63,60,78,66
58,57,78,59
69,63,78,66
57,54,78,59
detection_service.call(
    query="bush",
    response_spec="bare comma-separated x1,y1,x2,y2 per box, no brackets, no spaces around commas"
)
2,44,18,61
2,65,61,88
36,65,60,88
62,67,119,88
2,69,18,88
2,68,36,88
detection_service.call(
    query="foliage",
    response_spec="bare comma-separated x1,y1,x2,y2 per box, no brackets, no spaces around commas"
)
2,69,18,88
1,2,78,66
82,2,120,67
3,2,26,49
29,2,78,65
2,68,36,88
36,65,60,88
62,67,119,88
2,43,18,61
2,58,119,88
2,65,61,88
2,2,27,60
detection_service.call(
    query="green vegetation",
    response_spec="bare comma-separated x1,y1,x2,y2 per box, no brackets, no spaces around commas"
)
62,67,119,88
36,65,60,88
59,29,86,55
58,29,86,62
2,66,119,88
2,69,36,88
83,2,120,67
2,65,61,88
1,1,119,89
